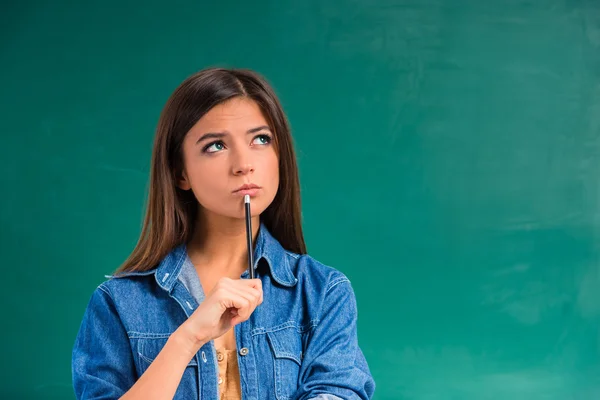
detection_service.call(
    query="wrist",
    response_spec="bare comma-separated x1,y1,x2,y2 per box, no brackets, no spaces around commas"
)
171,322,207,357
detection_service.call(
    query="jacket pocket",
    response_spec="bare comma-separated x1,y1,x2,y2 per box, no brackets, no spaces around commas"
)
135,336,199,398
137,336,199,368
266,327,303,400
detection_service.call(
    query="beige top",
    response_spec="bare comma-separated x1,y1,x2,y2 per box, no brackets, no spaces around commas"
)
216,348,242,399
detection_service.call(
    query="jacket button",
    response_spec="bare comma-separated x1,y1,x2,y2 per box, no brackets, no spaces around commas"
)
217,352,224,362
239,347,249,356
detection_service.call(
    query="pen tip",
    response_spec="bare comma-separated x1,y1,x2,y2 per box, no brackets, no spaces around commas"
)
244,194,250,204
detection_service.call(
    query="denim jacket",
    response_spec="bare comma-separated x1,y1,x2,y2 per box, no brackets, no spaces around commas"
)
72,223,375,399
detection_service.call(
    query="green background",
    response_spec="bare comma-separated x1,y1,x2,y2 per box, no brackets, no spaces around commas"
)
1,0,600,398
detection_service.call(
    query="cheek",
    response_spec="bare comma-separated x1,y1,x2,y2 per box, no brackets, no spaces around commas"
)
266,153,280,186
186,159,225,199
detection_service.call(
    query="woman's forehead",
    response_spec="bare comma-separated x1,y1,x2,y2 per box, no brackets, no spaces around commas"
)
200,98,267,126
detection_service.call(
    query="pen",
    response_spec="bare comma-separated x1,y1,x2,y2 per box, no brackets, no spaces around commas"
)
244,194,255,279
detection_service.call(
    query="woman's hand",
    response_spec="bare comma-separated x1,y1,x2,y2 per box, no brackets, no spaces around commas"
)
181,277,263,347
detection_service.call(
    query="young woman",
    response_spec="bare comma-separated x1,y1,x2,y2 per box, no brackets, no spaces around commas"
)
72,67,375,400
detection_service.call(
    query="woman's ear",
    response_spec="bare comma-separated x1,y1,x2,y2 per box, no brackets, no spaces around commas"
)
176,169,192,191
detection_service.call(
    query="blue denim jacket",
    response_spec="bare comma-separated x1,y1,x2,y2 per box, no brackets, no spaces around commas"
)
72,224,375,399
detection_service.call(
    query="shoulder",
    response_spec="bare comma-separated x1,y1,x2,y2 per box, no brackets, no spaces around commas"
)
87,268,159,309
281,252,360,326
104,267,156,288
284,250,353,295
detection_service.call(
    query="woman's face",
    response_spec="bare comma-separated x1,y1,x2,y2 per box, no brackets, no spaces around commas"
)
178,97,279,220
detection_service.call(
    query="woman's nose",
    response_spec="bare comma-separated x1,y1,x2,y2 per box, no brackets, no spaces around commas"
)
234,162,254,175
232,151,254,175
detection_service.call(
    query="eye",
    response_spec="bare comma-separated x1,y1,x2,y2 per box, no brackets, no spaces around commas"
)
252,134,272,146
203,141,225,153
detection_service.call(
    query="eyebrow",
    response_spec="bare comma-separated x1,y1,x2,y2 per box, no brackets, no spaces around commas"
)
247,125,271,134
195,125,272,145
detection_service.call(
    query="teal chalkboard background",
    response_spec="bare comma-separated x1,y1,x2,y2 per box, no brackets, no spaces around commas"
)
1,0,600,398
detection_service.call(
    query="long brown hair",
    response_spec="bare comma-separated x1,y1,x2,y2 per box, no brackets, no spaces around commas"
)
116,68,306,273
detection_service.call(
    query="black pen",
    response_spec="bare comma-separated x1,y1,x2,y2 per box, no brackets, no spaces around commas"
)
244,194,255,279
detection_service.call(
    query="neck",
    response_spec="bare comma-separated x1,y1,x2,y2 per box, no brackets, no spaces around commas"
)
186,210,261,278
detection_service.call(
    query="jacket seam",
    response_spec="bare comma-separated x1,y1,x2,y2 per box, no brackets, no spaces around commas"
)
326,277,350,294
127,332,173,339
250,319,319,337
97,283,113,298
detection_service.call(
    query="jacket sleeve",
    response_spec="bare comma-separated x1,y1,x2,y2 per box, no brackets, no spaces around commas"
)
72,284,136,399
296,277,376,400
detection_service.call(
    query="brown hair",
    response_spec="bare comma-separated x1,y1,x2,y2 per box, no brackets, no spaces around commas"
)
116,67,306,273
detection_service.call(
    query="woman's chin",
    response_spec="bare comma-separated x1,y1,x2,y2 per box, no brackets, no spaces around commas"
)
202,207,264,222
199,194,272,221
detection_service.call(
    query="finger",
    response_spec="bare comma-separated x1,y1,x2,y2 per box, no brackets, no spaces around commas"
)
218,278,262,300
213,278,262,316
229,279,263,308
230,314,245,326
230,288,260,317
245,278,262,291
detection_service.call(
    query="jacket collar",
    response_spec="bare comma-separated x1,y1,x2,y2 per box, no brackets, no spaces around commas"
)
112,222,298,291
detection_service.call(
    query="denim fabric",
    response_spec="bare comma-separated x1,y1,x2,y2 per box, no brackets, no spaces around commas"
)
72,223,375,399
